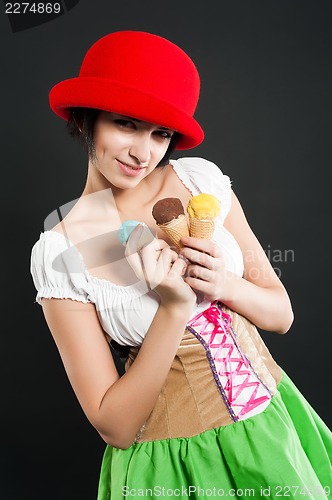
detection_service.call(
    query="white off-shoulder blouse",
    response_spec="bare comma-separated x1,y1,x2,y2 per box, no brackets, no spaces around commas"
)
30,157,244,346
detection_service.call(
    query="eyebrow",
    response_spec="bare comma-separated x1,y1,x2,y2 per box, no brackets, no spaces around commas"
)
121,115,173,131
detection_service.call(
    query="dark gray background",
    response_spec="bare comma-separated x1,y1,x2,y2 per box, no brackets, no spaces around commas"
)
1,0,331,498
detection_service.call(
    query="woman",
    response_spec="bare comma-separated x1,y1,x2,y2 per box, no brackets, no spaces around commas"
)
30,31,331,498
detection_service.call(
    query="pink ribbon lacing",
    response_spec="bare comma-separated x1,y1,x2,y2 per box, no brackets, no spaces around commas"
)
188,302,271,420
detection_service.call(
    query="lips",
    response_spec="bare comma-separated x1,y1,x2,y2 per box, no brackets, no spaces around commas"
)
117,160,146,177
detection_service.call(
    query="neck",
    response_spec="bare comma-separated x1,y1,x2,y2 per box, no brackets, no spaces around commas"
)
82,161,170,214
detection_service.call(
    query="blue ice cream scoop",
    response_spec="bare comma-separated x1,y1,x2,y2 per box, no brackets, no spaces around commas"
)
118,220,155,248
117,220,143,245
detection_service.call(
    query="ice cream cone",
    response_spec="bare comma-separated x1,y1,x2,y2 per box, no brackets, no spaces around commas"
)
187,193,221,240
157,214,189,248
189,216,216,239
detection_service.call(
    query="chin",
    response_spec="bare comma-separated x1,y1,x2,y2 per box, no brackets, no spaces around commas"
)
109,175,144,190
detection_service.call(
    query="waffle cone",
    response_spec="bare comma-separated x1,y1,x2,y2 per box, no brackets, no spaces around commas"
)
189,216,215,239
158,214,189,248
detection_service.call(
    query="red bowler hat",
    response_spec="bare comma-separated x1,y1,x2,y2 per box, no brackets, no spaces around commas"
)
49,30,204,150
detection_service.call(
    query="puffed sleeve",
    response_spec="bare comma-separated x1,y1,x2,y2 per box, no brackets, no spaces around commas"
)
30,231,93,305
171,157,232,223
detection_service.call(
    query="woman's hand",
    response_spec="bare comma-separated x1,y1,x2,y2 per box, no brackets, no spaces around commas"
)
180,236,236,303
125,225,196,309
179,189,293,334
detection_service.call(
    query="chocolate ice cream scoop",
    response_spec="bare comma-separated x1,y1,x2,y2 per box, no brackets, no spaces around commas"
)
152,198,185,225
152,197,189,248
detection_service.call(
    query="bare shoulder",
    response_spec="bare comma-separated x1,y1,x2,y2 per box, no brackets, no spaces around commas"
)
50,200,116,245
50,198,93,244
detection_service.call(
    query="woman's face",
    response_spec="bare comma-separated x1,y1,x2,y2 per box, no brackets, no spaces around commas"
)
92,111,174,189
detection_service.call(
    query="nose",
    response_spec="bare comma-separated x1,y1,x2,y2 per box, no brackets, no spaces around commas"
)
129,132,151,165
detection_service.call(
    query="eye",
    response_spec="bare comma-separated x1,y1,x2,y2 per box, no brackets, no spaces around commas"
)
114,119,135,129
155,130,173,140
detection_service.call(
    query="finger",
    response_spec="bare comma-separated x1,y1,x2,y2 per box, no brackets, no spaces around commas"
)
135,247,175,292
157,247,179,264
125,226,153,282
168,256,188,277
154,247,179,277
141,236,171,255
184,276,213,296
124,247,147,285
137,242,174,280
180,247,216,270
125,224,144,257
136,225,156,249
126,229,168,263
185,264,214,282
157,239,176,252
180,236,223,258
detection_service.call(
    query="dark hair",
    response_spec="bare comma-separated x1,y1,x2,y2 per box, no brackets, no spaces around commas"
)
67,107,179,167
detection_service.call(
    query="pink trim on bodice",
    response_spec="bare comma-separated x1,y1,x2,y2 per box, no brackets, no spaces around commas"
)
187,302,272,421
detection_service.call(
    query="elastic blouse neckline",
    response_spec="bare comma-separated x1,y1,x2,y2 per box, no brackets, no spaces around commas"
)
43,159,199,291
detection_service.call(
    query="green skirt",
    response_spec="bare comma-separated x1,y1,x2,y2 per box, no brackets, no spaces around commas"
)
97,372,331,499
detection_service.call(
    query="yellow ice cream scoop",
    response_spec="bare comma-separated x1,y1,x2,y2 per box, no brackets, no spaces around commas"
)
187,193,221,220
